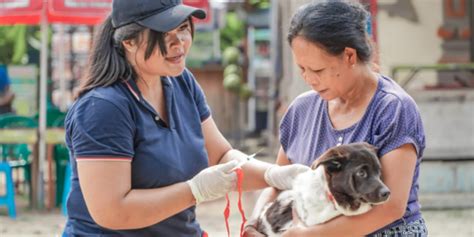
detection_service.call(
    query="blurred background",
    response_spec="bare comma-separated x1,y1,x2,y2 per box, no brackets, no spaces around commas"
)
0,0,473,236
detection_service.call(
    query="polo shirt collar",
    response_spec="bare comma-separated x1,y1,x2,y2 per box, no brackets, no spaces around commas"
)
124,77,173,102
123,77,175,129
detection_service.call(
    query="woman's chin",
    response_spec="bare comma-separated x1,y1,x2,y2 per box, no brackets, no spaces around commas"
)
166,66,186,77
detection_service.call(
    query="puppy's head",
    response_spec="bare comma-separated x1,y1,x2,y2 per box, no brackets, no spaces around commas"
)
313,142,390,211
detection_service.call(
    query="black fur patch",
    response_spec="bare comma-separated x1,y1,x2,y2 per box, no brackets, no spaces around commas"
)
265,199,293,234
331,189,362,211
255,219,267,236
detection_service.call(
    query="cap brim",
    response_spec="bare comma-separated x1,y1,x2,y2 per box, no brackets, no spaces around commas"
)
138,5,206,32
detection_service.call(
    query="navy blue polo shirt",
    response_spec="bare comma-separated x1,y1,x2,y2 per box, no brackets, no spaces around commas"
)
63,68,211,236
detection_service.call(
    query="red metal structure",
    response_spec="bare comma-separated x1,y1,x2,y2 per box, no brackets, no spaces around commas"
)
0,0,111,25
0,0,210,25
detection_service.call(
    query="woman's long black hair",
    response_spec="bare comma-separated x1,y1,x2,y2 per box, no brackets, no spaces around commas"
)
77,16,194,97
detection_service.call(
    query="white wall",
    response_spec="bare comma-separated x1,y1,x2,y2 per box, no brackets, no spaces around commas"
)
277,0,314,110
378,0,443,89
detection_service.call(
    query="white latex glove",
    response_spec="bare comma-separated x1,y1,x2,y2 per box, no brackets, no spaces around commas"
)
186,160,240,204
264,164,311,190
220,149,249,166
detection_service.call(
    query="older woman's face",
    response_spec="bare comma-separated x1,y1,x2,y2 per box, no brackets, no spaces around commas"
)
291,36,353,100
132,21,192,77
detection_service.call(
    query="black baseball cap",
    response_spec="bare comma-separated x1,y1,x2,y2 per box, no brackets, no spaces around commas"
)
112,0,207,32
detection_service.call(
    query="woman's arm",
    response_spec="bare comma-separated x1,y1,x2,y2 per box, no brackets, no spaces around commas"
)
282,144,418,237
0,87,14,105
251,147,291,217
201,117,232,166
201,117,272,190
201,117,308,192
77,160,195,230
243,147,292,236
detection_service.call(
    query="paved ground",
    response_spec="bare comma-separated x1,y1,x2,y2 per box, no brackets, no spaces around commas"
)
0,191,473,236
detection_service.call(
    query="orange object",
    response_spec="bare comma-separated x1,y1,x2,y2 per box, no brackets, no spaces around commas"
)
445,0,467,18
224,168,247,237
460,28,471,40
438,26,456,39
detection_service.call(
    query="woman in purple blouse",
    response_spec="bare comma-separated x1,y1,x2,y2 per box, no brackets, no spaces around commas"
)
244,1,427,236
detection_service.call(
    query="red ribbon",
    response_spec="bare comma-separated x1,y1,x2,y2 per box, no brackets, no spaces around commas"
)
223,168,246,237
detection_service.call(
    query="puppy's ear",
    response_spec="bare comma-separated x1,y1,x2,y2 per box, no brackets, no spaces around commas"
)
318,156,346,173
312,148,347,172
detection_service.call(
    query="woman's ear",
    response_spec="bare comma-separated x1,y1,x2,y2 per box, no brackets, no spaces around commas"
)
122,39,137,53
344,47,358,67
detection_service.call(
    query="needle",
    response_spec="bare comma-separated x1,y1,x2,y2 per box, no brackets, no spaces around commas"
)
235,148,264,169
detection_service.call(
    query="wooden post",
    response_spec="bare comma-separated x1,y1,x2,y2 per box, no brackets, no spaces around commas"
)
470,0,474,62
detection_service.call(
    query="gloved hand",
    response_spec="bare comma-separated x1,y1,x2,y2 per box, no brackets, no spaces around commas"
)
264,164,311,190
186,160,240,204
243,219,266,237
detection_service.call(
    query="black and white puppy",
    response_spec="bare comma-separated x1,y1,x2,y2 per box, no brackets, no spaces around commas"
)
255,142,391,237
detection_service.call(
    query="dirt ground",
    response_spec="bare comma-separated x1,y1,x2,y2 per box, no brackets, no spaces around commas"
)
1,191,473,237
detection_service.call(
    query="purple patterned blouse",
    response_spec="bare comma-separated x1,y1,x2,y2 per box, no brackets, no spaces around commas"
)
279,74,425,231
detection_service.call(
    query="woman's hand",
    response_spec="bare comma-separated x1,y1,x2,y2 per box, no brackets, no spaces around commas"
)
242,219,266,237
264,164,310,190
186,160,239,204
281,225,306,237
282,209,306,237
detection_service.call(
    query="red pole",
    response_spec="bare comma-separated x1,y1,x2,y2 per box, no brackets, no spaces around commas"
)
370,0,378,44
368,0,379,65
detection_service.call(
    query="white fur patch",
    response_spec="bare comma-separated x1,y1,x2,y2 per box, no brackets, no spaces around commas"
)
258,166,375,237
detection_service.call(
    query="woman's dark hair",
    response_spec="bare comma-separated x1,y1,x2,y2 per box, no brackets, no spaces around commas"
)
287,0,372,63
77,16,194,97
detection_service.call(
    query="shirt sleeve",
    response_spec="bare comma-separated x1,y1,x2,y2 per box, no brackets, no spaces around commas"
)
373,98,425,158
69,97,135,160
184,69,211,122
279,103,299,155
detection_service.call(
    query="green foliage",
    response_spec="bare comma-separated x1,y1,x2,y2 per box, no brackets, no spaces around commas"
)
239,83,253,100
222,46,240,66
222,63,254,100
249,0,270,9
220,11,245,51
224,64,243,78
223,73,242,92
0,25,27,64
0,25,47,65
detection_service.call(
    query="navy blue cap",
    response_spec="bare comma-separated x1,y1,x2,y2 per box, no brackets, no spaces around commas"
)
112,0,206,32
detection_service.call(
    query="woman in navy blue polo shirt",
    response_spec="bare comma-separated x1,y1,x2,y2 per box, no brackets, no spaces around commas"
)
62,0,309,236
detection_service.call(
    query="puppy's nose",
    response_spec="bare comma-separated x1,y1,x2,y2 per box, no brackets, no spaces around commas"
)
379,188,391,200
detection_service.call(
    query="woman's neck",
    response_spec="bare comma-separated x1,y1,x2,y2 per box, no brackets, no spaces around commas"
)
135,72,168,124
327,68,378,130
135,71,163,98
334,68,378,109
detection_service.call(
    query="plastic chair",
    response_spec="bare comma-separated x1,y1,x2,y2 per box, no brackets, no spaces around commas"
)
33,106,66,127
0,162,16,218
61,162,71,216
0,115,37,196
0,114,38,128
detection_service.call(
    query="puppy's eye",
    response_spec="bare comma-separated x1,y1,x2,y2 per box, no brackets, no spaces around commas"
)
357,170,367,178
331,161,341,169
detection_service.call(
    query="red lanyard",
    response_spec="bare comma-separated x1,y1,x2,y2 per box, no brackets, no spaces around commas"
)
223,168,246,237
